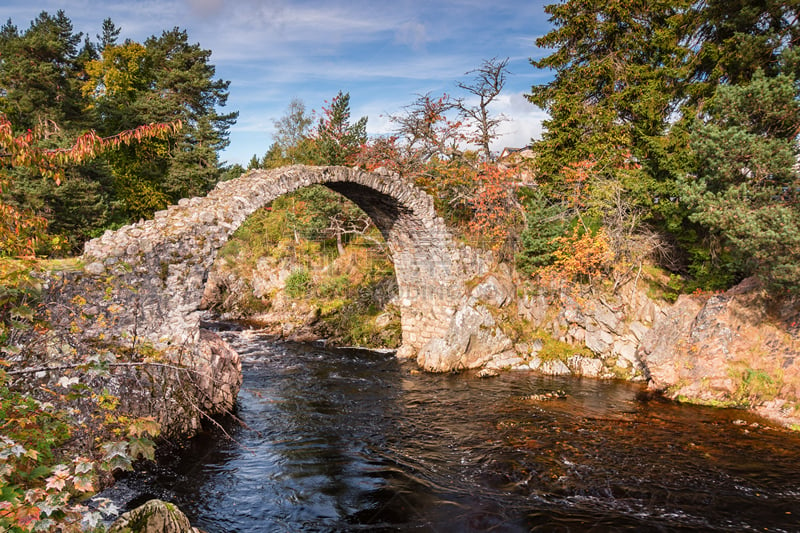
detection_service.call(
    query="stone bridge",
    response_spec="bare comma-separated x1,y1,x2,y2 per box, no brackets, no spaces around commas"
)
71,165,512,375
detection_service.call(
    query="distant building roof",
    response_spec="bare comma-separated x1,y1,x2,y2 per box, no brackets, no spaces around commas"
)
499,145,535,161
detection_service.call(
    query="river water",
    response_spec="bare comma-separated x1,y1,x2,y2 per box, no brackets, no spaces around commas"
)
114,330,800,532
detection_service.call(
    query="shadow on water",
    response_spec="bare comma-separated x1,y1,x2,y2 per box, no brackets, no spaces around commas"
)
110,332,800,532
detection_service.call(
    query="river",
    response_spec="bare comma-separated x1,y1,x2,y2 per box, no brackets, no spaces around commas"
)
110,329,800,532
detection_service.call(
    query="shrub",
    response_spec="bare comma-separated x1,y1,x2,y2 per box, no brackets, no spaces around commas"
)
284,268,311,298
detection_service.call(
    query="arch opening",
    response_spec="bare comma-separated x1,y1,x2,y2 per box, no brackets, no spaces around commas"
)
201,182,401,348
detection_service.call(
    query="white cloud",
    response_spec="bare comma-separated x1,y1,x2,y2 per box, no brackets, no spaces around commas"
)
490,92,547,151
395,20,428,51
5,0,554,165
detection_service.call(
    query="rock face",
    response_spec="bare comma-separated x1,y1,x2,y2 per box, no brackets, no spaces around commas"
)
109,499,203,533
639,277,800,423
194,329,241,413
504,278,665,379
416,271,516,371
496,273,800,426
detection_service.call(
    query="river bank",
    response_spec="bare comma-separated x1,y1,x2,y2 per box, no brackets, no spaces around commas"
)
203,250,800,429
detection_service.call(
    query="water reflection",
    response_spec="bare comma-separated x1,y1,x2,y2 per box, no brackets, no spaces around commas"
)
118,333,800,532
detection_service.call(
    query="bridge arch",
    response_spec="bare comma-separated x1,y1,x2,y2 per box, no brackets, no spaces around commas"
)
79,165,495,370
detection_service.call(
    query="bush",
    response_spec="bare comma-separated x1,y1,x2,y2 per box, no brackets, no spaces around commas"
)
284,268,311,297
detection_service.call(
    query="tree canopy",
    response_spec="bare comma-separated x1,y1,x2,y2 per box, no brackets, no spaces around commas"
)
0,11,237,254
527,0,800,292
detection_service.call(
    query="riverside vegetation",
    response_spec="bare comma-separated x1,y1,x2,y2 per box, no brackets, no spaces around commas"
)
1,2,800,530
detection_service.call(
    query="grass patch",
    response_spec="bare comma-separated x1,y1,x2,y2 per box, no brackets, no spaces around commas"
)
284,268,311,298
674,395,742,409
729,364,783,407
642,264,684,303
531,328,593,362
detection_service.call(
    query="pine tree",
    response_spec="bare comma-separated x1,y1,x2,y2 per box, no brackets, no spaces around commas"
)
679,69,800,291
82,26,238,220
529,0,687,176
305,91,367,166
0,10,85,128
97,17,120,51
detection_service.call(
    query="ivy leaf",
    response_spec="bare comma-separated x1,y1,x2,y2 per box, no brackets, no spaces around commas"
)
81,510,103,530
94,497,120,517
16,504,41,526
72,457,94,475
105,454,133,472
127,417,161,438
100,441,128,460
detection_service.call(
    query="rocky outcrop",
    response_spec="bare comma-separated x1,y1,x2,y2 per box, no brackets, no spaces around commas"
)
416,271,516,371
639,277,800,424
109,499,203,533
498,278,666,379
492,273,800,427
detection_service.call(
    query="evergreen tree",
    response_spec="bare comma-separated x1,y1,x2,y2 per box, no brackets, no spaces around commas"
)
140,28,237,200
305,91,367,166
97,17,120,51
0,10,85,129
0,12,237,249
682,0,800,106
261,142,290,169
529,0,687,177
679,69,800,291
527,0,800,288
515,188,567,273
527,0,692,256
82,26,238,220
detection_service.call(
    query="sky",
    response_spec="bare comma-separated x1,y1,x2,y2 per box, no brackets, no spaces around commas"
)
3,0,555,166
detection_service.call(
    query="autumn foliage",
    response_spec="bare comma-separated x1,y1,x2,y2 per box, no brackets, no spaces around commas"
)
466,164,520,250
0,114,181,257
540,226,614,284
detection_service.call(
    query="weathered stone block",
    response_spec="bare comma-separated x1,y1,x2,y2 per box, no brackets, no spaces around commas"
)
540,359,571,376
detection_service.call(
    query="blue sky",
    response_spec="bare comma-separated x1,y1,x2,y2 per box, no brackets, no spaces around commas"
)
4,0,554,166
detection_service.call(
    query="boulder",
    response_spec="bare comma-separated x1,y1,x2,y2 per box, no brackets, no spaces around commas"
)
469,273,515,308
417,303,513,371
109,499,204,533
540,359,571,376
566,355,603,377
639,277,800,424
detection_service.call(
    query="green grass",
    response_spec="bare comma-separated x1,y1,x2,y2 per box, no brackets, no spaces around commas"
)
531,328,594,362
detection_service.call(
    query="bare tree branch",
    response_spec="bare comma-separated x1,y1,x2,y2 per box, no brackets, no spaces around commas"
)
455,57,510,160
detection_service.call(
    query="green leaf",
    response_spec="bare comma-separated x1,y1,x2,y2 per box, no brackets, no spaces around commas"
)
128,437,155,462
